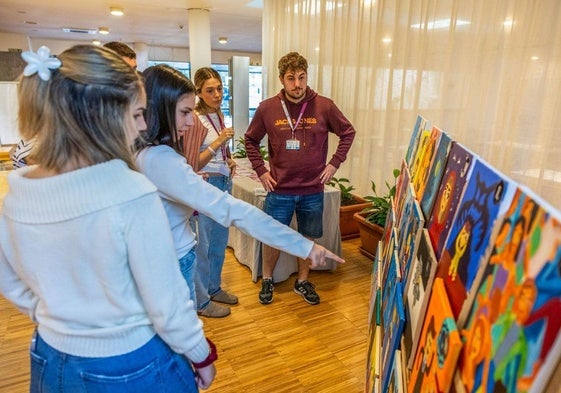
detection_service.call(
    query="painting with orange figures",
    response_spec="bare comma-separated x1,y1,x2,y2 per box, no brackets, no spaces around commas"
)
436,158,516,327
407,278,462,393
457,186,561,393
427,142,476,261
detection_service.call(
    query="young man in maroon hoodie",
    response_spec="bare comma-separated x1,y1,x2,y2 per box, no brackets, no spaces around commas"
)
244,51,356,305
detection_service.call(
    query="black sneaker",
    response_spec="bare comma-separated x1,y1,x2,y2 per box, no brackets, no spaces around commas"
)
294,280,320,305
259,278,274,304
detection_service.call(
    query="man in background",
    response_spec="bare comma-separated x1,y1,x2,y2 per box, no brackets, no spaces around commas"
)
244,51,356,306
103,41,137,70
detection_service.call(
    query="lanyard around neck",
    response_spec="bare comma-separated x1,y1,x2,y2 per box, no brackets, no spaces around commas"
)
205,113,227,161
280,99,308,139
205,113,225,134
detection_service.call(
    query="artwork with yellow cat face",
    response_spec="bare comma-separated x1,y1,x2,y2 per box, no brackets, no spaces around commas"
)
436,158,516,329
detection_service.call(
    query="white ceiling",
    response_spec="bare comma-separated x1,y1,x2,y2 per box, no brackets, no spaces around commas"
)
0,0,263,53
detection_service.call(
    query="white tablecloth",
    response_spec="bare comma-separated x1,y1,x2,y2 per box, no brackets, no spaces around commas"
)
228,159,342,283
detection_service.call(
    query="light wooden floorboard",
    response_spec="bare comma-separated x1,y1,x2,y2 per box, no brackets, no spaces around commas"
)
0,238,372,392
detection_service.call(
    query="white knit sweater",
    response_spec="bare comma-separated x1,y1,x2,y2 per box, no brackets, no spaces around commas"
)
0,160,209,363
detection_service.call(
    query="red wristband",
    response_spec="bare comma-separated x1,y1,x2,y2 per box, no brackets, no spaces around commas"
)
192,338,217,369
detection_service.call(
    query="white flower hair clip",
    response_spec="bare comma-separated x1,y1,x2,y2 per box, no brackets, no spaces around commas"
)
21,46,62,81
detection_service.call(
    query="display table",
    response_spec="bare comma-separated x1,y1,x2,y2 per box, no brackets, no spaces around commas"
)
227,159,342,283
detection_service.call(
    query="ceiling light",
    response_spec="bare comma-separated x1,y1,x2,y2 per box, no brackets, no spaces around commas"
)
98,27,110,35
110,7,124,16
218,36,228,44
503,19,514,27
92,40,101,46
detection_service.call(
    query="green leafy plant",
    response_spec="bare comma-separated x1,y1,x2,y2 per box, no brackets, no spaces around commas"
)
362,169,400,226
232,136,268,161
327,177,357,206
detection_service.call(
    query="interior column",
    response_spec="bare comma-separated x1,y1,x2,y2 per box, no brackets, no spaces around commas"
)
187,8,212,77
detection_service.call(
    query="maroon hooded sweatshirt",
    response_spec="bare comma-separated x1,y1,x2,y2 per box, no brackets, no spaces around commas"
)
244,87,356,195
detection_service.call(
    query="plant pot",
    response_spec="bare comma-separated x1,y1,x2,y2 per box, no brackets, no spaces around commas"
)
339,195,371,240
353,211,384,259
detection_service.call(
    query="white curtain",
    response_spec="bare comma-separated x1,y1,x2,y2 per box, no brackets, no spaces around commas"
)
262,0,561,209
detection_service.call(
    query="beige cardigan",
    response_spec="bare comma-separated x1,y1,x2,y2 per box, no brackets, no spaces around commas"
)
183,115,208,173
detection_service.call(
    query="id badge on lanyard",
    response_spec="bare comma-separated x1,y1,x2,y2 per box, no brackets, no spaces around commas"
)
286,139,300,150
281,99,307,151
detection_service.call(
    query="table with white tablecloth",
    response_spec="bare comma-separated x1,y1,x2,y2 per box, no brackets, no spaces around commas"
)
227,159,342,283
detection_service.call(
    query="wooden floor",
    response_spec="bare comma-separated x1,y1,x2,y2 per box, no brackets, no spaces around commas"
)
0,238,373,393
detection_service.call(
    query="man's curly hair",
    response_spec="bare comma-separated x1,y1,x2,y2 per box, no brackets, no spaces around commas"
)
278,52,308,77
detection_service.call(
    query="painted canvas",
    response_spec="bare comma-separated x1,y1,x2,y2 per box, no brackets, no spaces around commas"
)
391,349,405,393
381,200,397,259
395,159,412,224
396,190,425,291
457,187,561,393
381,226,398,290
382,249,401,331
420,131,453,220
368,250,382,326
427,142,476,261
436,158,516,327
405,114,430,168
381,281,406,393
411,126,442,202
404,229,438,369
366,324,382,393
407,278,462,393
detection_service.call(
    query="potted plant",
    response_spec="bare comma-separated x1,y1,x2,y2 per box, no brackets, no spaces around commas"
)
353,169,400,259
328,177,371,240
232,136,268,161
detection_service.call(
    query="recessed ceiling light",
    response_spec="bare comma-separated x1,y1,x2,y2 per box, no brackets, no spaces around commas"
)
92,40,101,46
98,27,110,35
503,19,514,27
382,37,392,44
218,36,228,44
110,7,124,16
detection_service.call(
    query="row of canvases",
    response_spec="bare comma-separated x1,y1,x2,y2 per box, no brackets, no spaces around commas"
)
365,115,561,393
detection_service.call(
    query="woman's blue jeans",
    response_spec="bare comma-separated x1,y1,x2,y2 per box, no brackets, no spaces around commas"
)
179,247,197,306
30,332,198,393
193,175,231,310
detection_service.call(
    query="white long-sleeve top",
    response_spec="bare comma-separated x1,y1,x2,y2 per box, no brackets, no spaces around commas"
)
135,145,313,260
0,160,209,362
